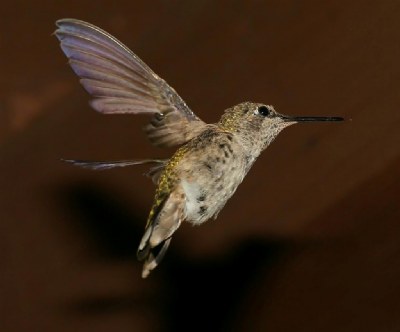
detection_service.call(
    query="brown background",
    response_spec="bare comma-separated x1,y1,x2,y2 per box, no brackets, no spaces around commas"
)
1,1,400,331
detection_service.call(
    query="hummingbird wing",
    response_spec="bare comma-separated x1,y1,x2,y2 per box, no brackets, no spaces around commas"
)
62,158,167,184
61,158,166,170
55,19,207,147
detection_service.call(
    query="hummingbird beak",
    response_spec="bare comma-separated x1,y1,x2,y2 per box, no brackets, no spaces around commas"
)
281,115,344,123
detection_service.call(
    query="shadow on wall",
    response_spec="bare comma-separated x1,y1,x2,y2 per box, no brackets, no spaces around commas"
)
56,181,288,332
163,240,286,332
58,182,144,259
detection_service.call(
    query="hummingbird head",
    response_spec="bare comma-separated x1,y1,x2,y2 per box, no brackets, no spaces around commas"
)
218,102,343,152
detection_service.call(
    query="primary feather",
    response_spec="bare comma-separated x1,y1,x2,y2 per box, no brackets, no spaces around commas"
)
55,18,207,147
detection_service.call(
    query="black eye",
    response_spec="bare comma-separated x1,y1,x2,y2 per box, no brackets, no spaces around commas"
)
258,106,270,117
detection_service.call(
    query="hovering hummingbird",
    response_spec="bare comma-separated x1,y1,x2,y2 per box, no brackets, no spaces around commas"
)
55,18,343,278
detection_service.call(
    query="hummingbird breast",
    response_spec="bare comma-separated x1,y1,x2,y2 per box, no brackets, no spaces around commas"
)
176,128,247,224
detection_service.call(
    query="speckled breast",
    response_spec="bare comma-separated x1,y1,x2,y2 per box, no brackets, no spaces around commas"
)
177,129,247,224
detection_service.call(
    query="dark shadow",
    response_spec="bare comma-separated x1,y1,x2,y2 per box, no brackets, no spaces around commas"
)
55,181,287,331
62,237,286,331
66,294,148,315
161,239,287,332
56,181,146,259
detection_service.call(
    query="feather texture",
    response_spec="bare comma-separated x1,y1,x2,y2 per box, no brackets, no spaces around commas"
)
55,18,207,147
61,158,166,170
137,185,185,278
62,158,167,184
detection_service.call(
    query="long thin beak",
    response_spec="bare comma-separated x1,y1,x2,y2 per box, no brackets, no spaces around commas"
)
281,115,344,122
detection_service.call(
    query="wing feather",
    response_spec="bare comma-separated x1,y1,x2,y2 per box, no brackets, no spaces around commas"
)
62,158,166,170
55,18,207,147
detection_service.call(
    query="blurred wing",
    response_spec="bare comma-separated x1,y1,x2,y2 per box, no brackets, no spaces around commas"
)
62,158,166,170
55,18,207,147
62,158,167,184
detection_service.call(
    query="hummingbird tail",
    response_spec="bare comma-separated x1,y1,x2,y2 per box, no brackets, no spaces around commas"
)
138,237,172,279
137,186,185,278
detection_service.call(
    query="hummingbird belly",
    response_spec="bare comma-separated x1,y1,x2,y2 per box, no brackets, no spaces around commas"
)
177,131,247,224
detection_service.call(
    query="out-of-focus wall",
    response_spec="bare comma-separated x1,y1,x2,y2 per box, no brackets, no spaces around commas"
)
1,1,400,331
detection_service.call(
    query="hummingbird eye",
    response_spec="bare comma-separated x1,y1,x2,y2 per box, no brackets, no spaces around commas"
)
257,106,270,117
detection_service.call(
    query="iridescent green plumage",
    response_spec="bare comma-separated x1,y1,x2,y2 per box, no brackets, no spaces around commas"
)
145,145,188,227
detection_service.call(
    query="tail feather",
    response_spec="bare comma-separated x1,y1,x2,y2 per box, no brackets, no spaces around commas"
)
139,237,171,278
137,185,185,278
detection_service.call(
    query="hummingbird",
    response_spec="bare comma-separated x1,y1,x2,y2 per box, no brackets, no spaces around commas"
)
55,18,343,278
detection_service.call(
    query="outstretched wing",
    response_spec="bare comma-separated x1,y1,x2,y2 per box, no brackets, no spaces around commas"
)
62,158,167,184
55,18,207,147
61,158,166,170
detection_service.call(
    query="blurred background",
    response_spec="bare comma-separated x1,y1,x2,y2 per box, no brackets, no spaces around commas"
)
1,1,400,331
